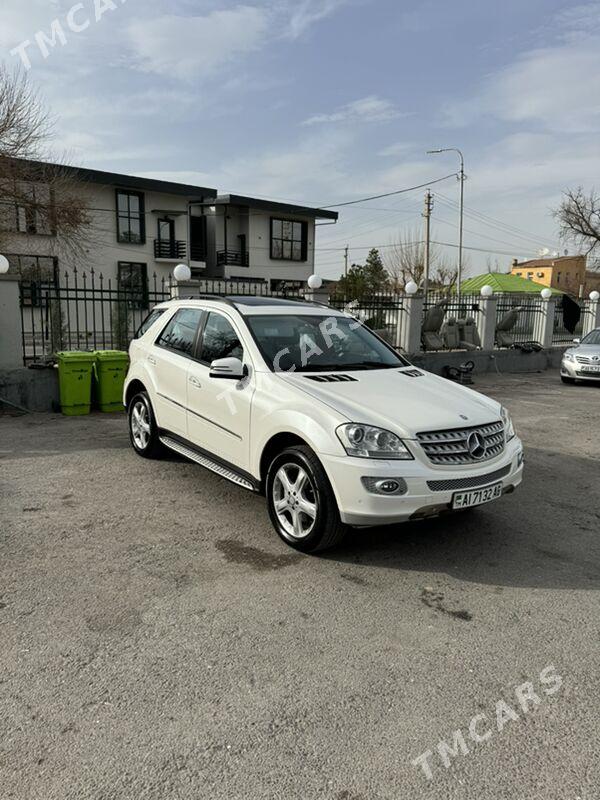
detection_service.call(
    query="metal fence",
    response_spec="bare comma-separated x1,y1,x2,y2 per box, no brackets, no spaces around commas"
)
329,291,405,344
18,269,307,364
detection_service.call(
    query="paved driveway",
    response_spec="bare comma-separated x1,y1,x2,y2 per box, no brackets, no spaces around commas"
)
1,372,598,799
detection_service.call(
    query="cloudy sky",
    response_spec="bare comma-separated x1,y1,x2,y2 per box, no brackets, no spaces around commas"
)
2,0,600,278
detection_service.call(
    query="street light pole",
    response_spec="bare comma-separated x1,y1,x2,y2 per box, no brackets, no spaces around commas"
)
427,147,465,297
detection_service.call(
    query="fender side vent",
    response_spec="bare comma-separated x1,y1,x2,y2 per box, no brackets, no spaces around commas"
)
400,369,424,377
305,374,358,383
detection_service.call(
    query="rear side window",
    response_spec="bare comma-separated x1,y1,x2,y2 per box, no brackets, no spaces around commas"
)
135,308,165,339
156,308,203,357
200,312,244,364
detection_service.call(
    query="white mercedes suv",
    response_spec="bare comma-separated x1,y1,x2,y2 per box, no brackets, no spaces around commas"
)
124,296,523,552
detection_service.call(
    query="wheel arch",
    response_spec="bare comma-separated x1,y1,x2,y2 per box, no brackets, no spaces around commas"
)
259,432,310,490
125,379,147,409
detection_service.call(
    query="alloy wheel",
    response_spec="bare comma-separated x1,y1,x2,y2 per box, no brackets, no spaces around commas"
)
272,462,318,540
131,400,151,450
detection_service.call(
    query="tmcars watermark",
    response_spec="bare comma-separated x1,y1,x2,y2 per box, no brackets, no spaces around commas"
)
411,664,564,782
11,0,128,70
216,314,361,415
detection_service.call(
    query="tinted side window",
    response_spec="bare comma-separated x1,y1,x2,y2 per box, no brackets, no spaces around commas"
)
135,308,165,339
200,312,244,363
156,308,203,356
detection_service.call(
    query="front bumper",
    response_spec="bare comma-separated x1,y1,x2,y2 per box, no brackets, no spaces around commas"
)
321,437,524,527
561,360,600,381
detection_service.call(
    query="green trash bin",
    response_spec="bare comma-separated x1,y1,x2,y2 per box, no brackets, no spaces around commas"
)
55,351,96,416
93,350,130,413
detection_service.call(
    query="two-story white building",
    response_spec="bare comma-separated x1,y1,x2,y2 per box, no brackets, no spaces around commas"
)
2,162,338,299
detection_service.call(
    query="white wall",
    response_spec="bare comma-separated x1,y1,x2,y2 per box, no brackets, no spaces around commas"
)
213,207,316,283
3,181,210,286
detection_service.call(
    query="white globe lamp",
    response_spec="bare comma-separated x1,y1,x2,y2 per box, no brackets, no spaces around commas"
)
590,290,600,302
404,280,418,295
173,263,191,282
0,254,9,275
480,284,494,298
307,274,322,290
541,288,552,301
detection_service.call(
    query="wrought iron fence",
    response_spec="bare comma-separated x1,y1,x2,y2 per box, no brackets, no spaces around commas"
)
18,269,306,364
329,291,405,344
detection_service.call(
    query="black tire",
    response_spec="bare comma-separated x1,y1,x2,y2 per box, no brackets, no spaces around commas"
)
561,376,576,384
266,445,347,553
128,391,165,459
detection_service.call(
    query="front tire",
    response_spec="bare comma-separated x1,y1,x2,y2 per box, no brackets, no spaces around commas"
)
128,391,165,459
266,445,347,553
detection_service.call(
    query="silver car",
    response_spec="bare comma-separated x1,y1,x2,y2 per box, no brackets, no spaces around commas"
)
561,328,600,384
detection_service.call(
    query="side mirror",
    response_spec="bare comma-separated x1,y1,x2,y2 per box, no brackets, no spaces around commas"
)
209,357,246,380
573,338,581,345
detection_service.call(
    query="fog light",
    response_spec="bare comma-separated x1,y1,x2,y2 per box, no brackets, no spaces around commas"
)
361,477,408,495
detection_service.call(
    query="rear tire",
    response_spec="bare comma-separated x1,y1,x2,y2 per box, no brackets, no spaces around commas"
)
266,445,347,553
561,376,576,384
128,391,165,459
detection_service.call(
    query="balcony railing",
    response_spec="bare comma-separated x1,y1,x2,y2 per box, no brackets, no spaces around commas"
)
217,250,249,267
190,243,207,262
154,239,186,260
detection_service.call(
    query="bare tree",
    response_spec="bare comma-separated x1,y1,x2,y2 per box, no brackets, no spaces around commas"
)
0,65,91,268
385,226,457,290
554,188,600,262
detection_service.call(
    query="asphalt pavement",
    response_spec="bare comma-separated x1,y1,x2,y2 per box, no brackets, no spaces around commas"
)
1,371,599,799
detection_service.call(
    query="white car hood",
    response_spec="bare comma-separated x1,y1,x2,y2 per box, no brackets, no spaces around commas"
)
280,367,501,439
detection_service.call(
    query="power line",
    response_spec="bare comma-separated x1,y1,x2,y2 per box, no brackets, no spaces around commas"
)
321,173,458,208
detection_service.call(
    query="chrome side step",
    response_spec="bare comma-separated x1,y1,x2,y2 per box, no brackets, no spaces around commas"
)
159,435,256,492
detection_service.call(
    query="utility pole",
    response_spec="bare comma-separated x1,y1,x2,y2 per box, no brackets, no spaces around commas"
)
426,147,465,296
423,191,433,297
457,156,465,298
344,245,349,279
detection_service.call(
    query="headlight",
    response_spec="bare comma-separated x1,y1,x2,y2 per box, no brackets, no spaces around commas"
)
336,423,414,460
563,353,574,362
501,406,515,442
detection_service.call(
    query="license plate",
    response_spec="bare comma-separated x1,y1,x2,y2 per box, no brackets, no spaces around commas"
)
452,482,503,510
581,365,600,373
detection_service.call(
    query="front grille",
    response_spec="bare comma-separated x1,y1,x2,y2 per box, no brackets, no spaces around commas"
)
417,421,505,465
427,464,511,492
576,355,592,364
305,374,358,383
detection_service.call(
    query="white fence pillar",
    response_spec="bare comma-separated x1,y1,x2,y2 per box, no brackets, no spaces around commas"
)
0,275,23,370
533,298,556,348
477,296,498,350
583,299,600,337
397,294,424,354
170,279,199,299
304,287,330,306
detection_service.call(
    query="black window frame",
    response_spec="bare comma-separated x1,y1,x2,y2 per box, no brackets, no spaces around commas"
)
116,189,146,245
154,307,205,360
270,217,308,262
157,217,175,243
117,261,149,310
197,310,245,366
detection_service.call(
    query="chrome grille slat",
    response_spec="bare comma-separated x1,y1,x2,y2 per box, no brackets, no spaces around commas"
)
417,420,505,465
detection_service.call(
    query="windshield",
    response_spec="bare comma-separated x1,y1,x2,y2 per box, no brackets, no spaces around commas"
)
246,314,409,372
581,330,600,346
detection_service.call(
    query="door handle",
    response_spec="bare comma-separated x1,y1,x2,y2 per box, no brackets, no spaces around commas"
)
189,376,201,388
147,356,156,365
